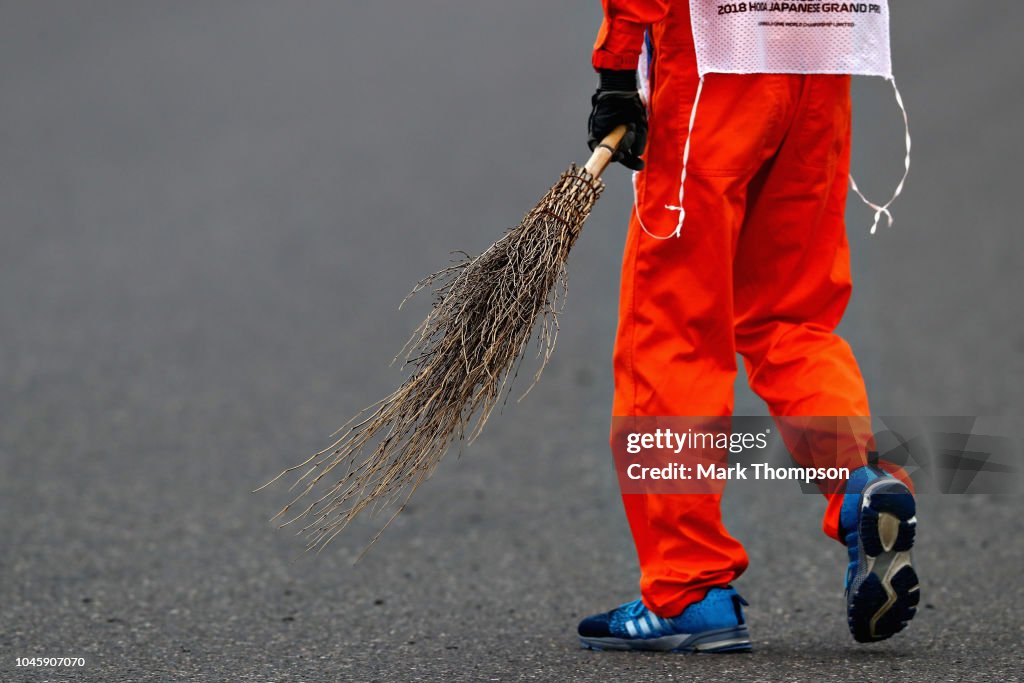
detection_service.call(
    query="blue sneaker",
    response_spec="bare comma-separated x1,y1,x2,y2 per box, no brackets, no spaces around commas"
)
577,587,751,653
840,465,920,642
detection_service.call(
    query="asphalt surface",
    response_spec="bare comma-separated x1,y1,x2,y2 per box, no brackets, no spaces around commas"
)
1,2,1022,681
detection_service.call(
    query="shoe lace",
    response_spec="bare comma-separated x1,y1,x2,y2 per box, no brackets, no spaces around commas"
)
619,599,648,619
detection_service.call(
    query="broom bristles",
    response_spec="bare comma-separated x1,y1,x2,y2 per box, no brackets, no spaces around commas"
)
261,165,605,552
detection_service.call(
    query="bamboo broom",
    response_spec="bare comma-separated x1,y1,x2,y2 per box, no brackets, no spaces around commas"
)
258,126,629,552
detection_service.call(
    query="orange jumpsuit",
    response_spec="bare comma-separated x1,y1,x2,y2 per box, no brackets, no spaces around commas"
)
596,0,881,617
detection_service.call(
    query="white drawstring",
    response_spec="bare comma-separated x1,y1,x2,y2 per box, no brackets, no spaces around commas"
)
632,76,705,239
849,77,911,234
633,75,910,239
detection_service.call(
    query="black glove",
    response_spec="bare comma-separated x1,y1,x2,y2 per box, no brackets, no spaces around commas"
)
588,69,648,171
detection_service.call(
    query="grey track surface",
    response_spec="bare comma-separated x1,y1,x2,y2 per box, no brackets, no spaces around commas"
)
1,2,1022,681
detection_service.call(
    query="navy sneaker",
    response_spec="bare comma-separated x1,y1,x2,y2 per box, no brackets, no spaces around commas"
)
578,587,751,653
840,465,920,643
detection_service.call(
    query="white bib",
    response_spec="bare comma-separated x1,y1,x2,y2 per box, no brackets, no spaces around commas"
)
634,1,908,238
690,1,892,78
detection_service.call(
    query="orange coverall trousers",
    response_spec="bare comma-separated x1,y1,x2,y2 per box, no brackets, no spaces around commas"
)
612,18,873,617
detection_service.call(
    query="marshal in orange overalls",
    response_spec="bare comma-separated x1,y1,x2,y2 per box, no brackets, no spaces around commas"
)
596,0,888,617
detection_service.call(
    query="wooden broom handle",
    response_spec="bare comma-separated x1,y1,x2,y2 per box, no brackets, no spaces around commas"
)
583,125,629,178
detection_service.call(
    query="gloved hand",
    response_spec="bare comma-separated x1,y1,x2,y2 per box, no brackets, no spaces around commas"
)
588,69,648,171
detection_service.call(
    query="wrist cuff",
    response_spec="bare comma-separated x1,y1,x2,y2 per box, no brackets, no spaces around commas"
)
598,69,637,92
